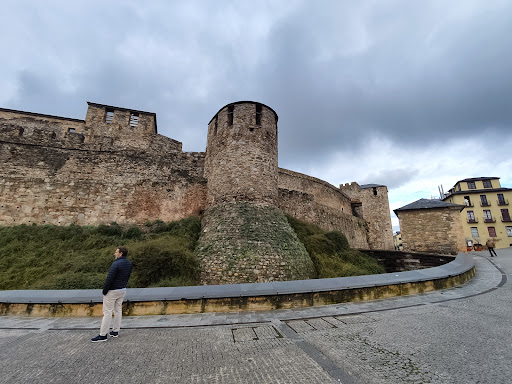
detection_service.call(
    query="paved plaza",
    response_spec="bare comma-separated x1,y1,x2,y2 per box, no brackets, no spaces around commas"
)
0,248,510,383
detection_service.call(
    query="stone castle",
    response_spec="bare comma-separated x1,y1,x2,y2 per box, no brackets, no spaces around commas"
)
0,101,394,284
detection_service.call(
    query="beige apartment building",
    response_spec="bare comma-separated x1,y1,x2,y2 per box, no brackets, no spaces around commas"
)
442,177,512,249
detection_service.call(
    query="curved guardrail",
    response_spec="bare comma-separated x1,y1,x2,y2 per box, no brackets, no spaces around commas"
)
0,253,475,317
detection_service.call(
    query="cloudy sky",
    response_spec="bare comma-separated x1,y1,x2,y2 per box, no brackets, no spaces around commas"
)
2,0,511,231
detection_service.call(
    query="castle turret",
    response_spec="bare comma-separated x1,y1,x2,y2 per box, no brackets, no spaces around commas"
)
197,101,314,285
204,101,278,206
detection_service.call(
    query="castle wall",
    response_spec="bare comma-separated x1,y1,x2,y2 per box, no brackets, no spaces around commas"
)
1,101,394,266
396,208,466,255
340,182,394,250
276,189,369,248
278,168,352,213
204,102,278,206
0,108,205,226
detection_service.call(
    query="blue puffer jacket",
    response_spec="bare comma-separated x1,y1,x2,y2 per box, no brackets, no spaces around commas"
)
102,256,132,295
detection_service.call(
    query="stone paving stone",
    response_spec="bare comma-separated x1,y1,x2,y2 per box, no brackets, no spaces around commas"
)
304,318,337,331
284,320,316,334
252,325,281,340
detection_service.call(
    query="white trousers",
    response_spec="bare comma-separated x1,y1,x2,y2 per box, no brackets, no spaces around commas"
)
99,290,126,336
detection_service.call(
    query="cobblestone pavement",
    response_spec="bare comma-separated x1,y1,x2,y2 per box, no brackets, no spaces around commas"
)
1,249,510,384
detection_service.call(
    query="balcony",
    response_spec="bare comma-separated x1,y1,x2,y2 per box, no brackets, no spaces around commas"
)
497,199,509,206
484,217,495,223
467,218,478,223
480,202,491,207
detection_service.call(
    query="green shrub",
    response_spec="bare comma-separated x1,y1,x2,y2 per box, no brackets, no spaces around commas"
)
123,226,142,239
286,215,385,278
129,237,199,287
0,216,201,289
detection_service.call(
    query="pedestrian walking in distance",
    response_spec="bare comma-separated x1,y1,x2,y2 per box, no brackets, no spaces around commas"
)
91,247,132,342
486,238,498,257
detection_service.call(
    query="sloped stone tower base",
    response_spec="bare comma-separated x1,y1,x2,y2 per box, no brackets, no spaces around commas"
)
196,202,315,285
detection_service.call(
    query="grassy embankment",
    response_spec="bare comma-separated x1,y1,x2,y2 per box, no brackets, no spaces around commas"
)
0,216,384,290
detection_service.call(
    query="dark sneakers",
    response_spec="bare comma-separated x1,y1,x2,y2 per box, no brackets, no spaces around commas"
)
91,335,108,343
109,331,119,338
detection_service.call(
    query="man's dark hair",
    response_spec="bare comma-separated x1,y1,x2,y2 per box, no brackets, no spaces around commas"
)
117,246,128,257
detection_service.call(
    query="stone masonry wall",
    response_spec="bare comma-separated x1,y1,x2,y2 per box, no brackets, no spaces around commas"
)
204,102,278,206
340,182,394,250
397,208,467,255
278,168,352,213
277,189,369,249
0,110,205,226
196,202,315,285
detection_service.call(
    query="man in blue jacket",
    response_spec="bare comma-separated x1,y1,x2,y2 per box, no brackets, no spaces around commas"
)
91,246,132,342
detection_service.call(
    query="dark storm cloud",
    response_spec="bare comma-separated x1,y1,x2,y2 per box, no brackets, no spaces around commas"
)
251,1,512,167
3,0,512,167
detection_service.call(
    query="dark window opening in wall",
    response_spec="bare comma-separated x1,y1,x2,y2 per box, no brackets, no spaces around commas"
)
502,209,511,222
373,187,378,196
129,112,139,127
480,195,489,206
483,209,493,222
18,128,24,136
488,226,497,237
467,181,476,189
464,196,472,206
467,210,476,223
105,108,114,124
255,103,262,125
483,180,492,188
227,105,234,126
498,193,507,205
214,116,218,135
49,132,56,139
68,128,76,133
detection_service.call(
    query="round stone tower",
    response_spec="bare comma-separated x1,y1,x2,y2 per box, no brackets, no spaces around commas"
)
197,101,315,285
204,101,278,207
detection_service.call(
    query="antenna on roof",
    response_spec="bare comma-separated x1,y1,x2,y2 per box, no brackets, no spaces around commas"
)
438,185,445,199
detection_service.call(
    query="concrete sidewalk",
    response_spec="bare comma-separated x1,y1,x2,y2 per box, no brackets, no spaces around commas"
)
0,248,509,383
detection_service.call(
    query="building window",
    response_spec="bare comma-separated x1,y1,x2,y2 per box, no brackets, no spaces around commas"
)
213,116,218,135
105,108,114,124
502,209,511,222
488,227,497,237
506,226,512,237
470,227,479,238
255,103,262,125
467,181,476,189
129,112,139,127
498,193,507,206
467,210,476,223
483,180,492,188
480,195,489,206
227,105,234,126
68,128,76,133
483,210,493,222
464,196,472,207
